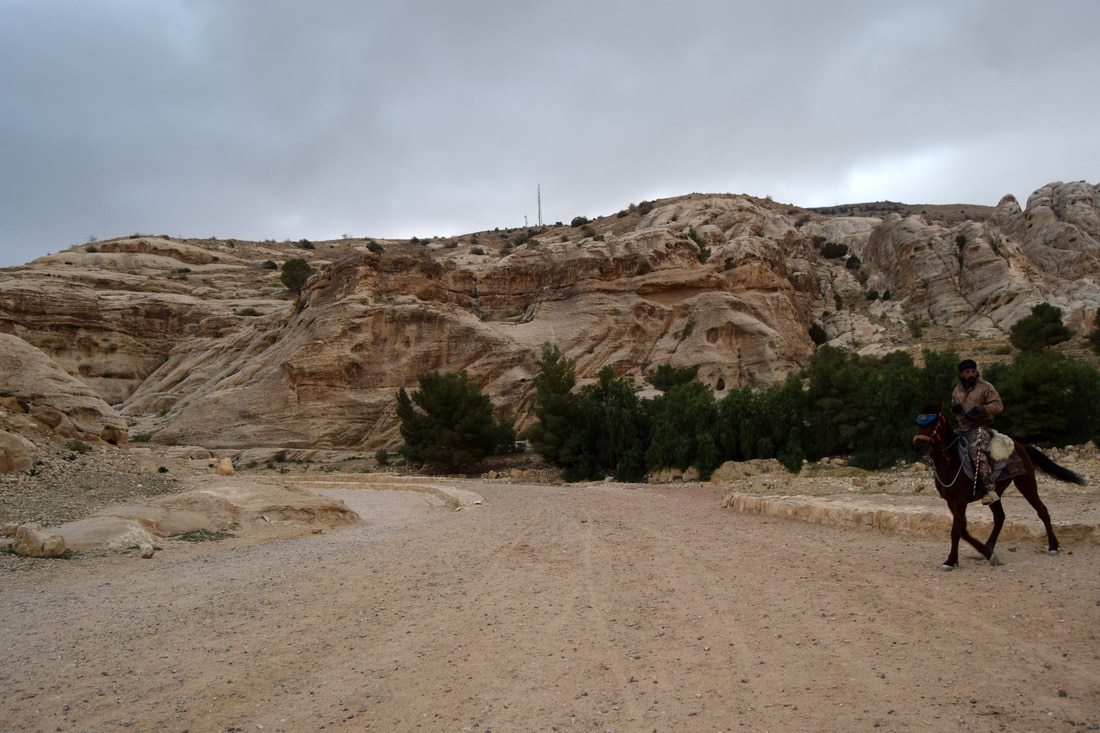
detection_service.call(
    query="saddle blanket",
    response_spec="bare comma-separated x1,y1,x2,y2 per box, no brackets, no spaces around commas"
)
958,430,1025,486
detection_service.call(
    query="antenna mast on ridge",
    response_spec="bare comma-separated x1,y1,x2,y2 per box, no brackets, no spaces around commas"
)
537,184,543,227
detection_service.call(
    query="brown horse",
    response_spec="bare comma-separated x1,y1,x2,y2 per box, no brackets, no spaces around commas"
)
911,403,1085,571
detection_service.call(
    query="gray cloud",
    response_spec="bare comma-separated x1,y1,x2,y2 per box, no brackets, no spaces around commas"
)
2,0,1098,266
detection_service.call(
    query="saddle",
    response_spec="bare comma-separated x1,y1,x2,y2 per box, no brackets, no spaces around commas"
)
956,430,1026,489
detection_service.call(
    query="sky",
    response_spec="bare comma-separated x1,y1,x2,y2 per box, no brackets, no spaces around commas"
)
1,1,1098,268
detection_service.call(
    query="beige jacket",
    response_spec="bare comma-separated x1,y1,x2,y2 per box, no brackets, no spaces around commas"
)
950,378,1003,430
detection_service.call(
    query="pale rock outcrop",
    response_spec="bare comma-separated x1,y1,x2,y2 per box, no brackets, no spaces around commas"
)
0,333,127,445
0,430,34,473
50,482,358,553
10,524,67,557
862,181,1100,335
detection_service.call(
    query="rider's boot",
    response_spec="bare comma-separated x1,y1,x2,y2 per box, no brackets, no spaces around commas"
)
978,473,1000,505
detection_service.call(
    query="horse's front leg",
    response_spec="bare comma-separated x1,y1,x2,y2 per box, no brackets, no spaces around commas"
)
983,496,1007,564
943,500,1001,569
955,503,1001,567
942,504,965,570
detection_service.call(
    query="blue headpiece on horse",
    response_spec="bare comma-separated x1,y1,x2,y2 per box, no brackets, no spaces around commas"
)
915,413,938,426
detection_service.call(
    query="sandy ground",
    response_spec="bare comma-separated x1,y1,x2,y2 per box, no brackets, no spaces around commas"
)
2,477,1099,733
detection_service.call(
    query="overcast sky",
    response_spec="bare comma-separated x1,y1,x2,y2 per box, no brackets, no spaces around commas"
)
1,1,1097,267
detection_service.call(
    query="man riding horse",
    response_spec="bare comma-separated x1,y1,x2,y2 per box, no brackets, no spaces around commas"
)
950,359,1002,505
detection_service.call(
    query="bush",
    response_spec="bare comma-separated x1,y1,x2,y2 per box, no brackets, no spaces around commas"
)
280,258,313,292
645,364,700,393
570,216,589,227
367,240,384,253
1087,318,1100,354
1009,302,1073,352
493,417,520,454
67,439,91,454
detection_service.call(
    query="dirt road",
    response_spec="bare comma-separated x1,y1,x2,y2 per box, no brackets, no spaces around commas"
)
2,480,1098,732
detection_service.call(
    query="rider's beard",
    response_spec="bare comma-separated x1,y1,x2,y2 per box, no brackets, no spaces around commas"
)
962,375,978,389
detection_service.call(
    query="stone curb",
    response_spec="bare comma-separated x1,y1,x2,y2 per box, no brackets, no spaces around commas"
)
722,493,1100,545
285,475,484,510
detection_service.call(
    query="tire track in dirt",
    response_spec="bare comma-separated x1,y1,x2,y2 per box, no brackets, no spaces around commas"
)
2,480,1097,732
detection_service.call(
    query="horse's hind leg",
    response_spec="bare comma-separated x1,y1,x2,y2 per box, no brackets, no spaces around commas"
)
983,492,1007,563
1014,475,1060,555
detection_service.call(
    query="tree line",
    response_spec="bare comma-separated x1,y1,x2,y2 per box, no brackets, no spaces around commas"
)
394,303,1100,479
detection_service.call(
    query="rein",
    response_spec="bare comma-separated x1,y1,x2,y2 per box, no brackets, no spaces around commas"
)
916,417,968,490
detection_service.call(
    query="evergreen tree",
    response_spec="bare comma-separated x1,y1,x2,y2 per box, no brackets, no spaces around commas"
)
567,367,648,482
521,343,579,465
917,348,961,409
1009,302,1073,352
645,380,719,477
395,370,495,469
716,386,757,463
848,350,921,468
992,351,1100,444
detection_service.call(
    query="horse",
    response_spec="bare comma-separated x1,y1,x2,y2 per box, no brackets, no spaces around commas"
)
911,403,1086,571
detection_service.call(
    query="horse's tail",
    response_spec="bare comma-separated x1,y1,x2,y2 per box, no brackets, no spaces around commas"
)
1025,445,1088,485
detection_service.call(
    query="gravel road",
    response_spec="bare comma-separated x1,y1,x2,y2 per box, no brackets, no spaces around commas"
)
2,474,1098,732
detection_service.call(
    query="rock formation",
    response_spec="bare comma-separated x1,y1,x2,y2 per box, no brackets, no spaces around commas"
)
0,332,129,445
0,182,1098,458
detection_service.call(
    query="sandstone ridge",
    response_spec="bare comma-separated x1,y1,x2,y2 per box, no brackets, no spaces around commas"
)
1,181,1098,455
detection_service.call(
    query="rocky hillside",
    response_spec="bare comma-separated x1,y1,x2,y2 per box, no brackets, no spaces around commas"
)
0,180,1097,458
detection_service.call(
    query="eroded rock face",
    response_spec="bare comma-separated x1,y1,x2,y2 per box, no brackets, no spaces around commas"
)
121,214,819,449
0,333,128,447
1,183,1098,453
862,181,1100,334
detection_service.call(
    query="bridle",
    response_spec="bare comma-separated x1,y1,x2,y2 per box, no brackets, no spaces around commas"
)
913,412,967,489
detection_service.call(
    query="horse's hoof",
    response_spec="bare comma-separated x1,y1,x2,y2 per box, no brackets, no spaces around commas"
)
988,552,1001,566
1049,549,1060,557
940,564,955,572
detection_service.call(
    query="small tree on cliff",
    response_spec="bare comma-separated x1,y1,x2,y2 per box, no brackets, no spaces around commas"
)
280,258,313,292
395,370,495,470
1009,302,1073,352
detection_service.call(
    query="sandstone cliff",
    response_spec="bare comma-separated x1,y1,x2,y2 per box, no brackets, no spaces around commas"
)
0,181,1097,455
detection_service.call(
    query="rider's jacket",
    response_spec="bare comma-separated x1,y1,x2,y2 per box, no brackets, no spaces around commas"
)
951,377,1003,431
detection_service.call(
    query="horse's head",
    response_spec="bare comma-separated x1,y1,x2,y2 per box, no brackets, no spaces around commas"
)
912,402,949,454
